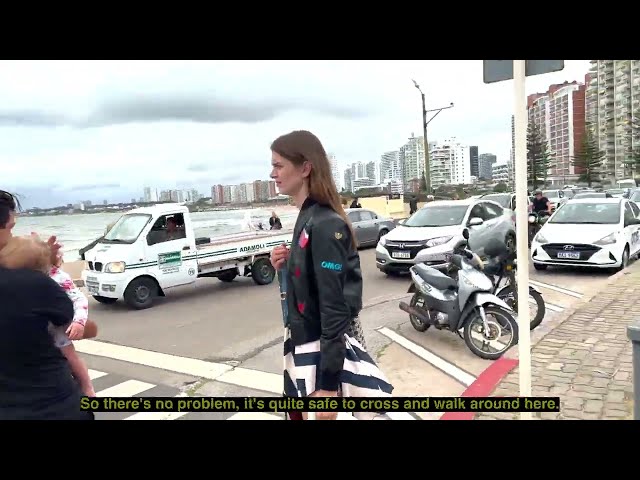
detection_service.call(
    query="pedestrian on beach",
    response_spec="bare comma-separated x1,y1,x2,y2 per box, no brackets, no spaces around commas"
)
269,130,394,420
0,209,94,419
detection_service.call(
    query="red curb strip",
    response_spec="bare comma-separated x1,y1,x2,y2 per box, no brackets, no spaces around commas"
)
440,357,519,420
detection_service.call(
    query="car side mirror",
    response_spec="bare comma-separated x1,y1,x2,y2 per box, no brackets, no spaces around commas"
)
468,217,483,227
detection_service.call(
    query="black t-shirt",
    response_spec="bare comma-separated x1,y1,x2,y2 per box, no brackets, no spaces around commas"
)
532,197,550,212
0,267,90,420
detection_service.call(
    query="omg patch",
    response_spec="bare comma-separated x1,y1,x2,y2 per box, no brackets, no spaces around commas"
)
320,261,342,271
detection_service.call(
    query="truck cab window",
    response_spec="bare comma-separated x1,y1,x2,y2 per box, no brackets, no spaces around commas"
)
147,214,186,245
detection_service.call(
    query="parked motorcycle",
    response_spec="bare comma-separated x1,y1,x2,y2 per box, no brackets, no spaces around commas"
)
445,234,546,330
481,238,546,330
399,229,519,360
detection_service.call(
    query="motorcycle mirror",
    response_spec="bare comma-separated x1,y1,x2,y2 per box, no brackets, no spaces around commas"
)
462,228,470,240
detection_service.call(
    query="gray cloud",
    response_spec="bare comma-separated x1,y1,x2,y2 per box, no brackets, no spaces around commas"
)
64,183,121,191
186,163,210,172
0,94,372,129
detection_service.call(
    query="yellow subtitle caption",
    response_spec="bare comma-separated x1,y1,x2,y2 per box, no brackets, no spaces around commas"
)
80,396,560,413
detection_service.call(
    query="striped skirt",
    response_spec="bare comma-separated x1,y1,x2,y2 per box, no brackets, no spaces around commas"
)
283,319,394,420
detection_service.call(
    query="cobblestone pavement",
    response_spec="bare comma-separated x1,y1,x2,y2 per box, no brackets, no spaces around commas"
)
476,261,640,420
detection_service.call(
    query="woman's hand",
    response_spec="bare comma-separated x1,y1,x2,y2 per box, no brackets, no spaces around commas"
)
308,389,339,420
270,244,289,270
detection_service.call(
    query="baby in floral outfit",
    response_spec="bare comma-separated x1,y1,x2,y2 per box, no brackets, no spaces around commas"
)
47,264,96,397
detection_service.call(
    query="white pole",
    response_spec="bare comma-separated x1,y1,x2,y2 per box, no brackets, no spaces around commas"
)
513,60,532,420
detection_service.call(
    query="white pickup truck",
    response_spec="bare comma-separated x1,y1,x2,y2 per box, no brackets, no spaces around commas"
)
80,204,292,310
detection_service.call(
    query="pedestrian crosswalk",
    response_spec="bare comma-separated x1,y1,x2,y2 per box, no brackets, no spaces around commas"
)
88,369,419,420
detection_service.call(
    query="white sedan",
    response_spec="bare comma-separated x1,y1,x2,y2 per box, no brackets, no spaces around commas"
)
531,197,640,271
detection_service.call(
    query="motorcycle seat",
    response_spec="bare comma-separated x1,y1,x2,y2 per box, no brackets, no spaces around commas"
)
413,263,457,290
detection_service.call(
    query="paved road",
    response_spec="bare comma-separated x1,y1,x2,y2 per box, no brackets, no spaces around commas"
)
84,245,411,362
78,246,624,420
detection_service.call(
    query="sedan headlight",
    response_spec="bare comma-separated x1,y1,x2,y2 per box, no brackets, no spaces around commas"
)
594,233,617,245
378,235,387,246
426,236,453,247
104,261,126,273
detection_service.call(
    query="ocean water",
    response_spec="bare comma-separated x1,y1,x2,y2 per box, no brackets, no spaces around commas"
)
12,207,299,261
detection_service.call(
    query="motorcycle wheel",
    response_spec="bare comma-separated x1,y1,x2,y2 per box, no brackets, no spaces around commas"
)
463,306,519,360
497,285,546,330
409,292,430,332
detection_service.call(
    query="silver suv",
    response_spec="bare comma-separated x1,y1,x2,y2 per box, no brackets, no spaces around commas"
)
375,199,516,275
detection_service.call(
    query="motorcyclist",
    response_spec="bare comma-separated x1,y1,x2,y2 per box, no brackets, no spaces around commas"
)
531,190,552,216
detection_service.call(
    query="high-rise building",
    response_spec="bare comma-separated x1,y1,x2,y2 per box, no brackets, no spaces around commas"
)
586,60,640,182
469,146,479,178
478,153,497,180
429,137,472,187
400,133,425,190
327,153,341,190
379,151,400,183
528,80,587,185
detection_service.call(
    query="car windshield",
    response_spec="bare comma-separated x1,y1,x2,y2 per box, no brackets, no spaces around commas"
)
548,202,620,225
404,204,469,227
574,192,605,199
481,194,510,208
607,189,625,195
103,214,152,243
630,190,640,202
543,190,562,200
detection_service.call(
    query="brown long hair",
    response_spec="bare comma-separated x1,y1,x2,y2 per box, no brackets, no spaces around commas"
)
271,130,356,249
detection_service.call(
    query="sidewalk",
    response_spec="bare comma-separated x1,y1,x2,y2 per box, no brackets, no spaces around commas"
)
475,260,640,420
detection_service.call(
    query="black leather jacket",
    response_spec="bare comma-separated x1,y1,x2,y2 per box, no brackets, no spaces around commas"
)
284,197,363,392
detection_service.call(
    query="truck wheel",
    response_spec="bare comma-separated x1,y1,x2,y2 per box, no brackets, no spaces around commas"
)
93,295,118,305
251,258,275,285
124,277,158,309
217,270,237,282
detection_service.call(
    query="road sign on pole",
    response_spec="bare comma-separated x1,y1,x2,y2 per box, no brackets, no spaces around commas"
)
483,60,565,84
482,59,564,420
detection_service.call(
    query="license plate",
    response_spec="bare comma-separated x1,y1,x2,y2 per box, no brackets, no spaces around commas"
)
88,285,98,294
557,251,580,259
392,251,411,259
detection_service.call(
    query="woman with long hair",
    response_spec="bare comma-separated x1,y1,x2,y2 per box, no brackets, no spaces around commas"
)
269,130,393,420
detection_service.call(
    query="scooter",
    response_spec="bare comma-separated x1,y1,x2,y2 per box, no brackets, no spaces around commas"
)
399,229,519,360
447,236,547,330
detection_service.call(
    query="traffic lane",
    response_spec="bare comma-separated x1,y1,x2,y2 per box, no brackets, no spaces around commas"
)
86,247,408,361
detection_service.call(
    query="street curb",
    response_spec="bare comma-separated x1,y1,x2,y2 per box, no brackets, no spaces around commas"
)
440,356,519,420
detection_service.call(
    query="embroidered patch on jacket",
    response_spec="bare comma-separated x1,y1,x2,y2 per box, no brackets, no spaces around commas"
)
294,266,301,278
320,261,342,272
334,231,343,239
297,302,305,313
298,229,309,249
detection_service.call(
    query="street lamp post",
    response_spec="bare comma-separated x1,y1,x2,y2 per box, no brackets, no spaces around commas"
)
413,79,454,194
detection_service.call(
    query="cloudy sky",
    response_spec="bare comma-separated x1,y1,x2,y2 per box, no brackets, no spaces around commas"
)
2,60,590,209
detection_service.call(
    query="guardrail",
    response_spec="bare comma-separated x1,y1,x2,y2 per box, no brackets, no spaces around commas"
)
627,319,640,420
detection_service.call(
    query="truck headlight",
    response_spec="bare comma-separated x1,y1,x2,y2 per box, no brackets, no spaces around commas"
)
104,261,126,273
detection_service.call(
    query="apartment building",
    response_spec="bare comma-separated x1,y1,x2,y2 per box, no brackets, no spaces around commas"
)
429,137,472,187
400,133,425,189
586,60,640,182
528,80,587,186
492,163,510,184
